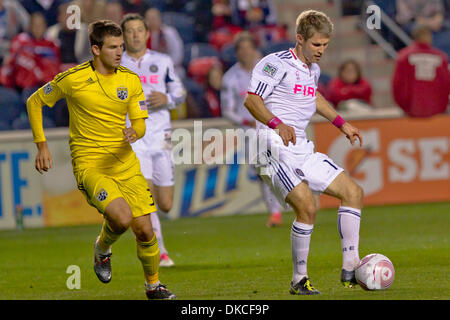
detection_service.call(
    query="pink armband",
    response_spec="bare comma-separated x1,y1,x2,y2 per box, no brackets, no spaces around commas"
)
267,117,282,129
332,115,346,128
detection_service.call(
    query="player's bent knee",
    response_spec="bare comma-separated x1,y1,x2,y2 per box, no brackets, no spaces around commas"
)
348,183,364,203
343,182,364,207
135,226,154,242
302,202,317,221
114,215,133,233
355,184,364,202
104,198,133,233
132,214,155,242
291,199,316,223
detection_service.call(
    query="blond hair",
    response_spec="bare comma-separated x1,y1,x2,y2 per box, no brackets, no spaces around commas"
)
296,10,334,41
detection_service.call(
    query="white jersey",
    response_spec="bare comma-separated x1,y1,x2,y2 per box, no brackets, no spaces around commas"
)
221,62,255,125
248,49,344,205
248,48,320,143
122,49,186,150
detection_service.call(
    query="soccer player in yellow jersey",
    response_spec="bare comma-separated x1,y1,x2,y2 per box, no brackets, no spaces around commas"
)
26,20,176,300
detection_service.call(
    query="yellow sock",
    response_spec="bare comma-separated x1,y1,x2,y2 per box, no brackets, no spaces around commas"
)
136,234,160,284
99,219,121,248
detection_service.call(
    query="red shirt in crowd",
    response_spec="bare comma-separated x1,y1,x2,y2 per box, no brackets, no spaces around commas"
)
1,32,61,89
392,41,450,117
326,77,372,108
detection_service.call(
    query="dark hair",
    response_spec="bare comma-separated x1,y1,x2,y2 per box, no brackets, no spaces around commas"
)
88,20,122,49
338,59,362,83
234,32,257,53
120,13,148,33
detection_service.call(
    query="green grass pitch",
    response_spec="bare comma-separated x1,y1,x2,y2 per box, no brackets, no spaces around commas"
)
0,202,449,300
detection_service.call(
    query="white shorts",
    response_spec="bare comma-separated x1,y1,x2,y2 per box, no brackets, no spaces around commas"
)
256,137,343,207
134,148,175,187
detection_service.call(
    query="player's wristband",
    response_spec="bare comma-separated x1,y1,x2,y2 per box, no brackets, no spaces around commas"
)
267,117,282,129
332,115,346,128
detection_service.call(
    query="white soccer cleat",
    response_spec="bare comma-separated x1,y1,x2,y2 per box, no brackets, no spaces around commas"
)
159,253,175,267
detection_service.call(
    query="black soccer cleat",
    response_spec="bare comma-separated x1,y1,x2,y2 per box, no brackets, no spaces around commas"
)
94,252,112,283
146,283,177,300
289,277,320,295
341,269,358,288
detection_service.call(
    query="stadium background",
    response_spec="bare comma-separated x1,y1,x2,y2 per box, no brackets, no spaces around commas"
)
0,0,449,301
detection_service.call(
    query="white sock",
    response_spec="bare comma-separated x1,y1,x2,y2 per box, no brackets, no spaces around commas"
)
150,212,167,255
291,221,314,284
94,237,111,257
145,281,161,290
260,182,282,214
338,206,361,271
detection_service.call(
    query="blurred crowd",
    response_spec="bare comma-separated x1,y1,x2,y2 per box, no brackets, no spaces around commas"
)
0,0,448,131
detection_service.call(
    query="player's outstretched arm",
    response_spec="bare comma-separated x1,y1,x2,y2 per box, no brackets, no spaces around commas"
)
27,92,53,174
315,91,362,147
244,93,296,146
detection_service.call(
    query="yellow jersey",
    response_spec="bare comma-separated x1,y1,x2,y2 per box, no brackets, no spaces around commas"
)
35,61,148,172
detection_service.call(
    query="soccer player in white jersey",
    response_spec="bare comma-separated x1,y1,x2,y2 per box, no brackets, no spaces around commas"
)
120,14,186,267
221,32,283,227
244,10,364,294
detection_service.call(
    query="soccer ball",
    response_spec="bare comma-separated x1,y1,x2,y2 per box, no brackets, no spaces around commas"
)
355,253,395,290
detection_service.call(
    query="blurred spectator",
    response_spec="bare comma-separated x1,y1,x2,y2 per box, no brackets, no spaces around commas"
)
185,60,223,118
203,63,224,117
0,0,30,62
392,25,450,117
190,0,214,42
145,7,184,77
229,0,277,29
46,1,91,70
251,24,287,48
119,0,150,14
20,0,64,26
327,60,372,109
212,0,232,30
209,1,244,50
342,0,362,16
77,0,106,24
0,86,25,129
188,56,221,85
395,0,450,55
165,0,190,12
395,0,445,34
1,11,60,91
105,1,124,25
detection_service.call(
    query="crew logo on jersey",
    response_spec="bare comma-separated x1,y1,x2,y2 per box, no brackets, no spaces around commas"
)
95,188,108,201
117,86,128,100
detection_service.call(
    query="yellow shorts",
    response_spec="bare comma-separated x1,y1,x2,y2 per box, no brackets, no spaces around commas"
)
74,158,157,218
